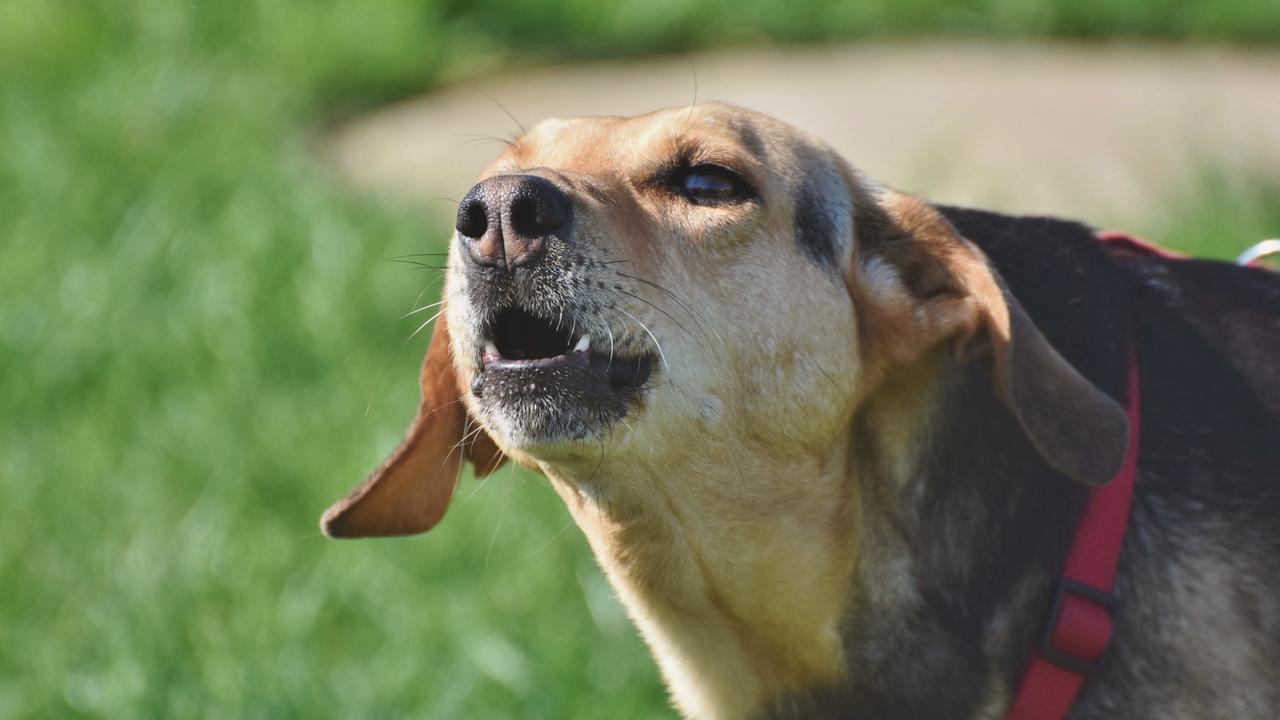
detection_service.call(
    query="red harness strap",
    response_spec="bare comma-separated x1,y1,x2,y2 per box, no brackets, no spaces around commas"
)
1006,231,1150,720
1094,229,1182,260
1006,354,1140,720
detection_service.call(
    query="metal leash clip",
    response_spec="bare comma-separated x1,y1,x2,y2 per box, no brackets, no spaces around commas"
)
1237,239,1280,268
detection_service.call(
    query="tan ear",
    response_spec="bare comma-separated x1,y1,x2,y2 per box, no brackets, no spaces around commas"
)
849,191,1129,486
321,313,506,538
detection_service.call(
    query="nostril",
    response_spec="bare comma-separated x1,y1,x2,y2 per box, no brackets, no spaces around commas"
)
509,177,569,238
456,194,488,238
509,195,542,237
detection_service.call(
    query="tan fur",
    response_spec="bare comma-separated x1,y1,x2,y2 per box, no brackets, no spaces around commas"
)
323,103,1129,719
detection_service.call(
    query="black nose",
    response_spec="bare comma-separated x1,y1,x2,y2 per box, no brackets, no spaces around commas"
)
455,175,570,271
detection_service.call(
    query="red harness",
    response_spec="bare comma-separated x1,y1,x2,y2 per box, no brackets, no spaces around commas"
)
1005,231,1168,720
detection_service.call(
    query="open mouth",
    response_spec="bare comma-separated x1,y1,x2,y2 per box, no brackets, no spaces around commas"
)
481,307,653,390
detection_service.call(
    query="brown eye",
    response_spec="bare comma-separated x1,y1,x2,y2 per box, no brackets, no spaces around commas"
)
679,165,747,202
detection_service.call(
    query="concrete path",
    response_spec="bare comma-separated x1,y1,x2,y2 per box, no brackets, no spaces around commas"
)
328,43,1280,225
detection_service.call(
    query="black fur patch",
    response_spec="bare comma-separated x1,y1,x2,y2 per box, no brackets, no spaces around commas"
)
733,120,766,158
794,177,841,267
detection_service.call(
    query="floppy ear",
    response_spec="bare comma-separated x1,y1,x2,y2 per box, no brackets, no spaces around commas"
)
321,313,506,538
848,190,1129,486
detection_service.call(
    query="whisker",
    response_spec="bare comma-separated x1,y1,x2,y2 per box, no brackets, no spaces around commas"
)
600,307,707,420
617,288,695,344
364,282,444,416
484,483,507,569
524,518,576,560
406,308,446,342
616,271,707,322
459,445,498,506
389,252,451,259
451,134,516,151
343,274,442,366
400,299,445,320
406,275,444,319
617,271,724,347
472,86,528,135
445,421,489,470
389,258,447,271
617,306,668,371
683,57,699,127
691,57,699,108
364,346,415,417
480,445,507,476
419,397,465,421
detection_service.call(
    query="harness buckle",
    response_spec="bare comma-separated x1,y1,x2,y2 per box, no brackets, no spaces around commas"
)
1038,578,1116,676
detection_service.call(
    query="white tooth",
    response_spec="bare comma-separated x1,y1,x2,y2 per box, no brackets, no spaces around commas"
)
484,340,499,356
573,334,590,353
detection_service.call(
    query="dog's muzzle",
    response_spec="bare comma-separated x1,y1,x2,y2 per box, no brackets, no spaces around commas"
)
455,175,656,445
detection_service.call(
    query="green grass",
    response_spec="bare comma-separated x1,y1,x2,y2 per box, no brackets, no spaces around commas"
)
1132,169,1280,261
3,1,1280,718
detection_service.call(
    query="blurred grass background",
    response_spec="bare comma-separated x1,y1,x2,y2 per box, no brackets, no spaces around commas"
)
2,1,1278,718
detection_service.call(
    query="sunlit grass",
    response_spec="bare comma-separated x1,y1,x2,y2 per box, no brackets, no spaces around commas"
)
1134,169,1280,261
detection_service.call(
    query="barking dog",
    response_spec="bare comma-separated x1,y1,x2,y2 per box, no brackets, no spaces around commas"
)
322,104,1280,720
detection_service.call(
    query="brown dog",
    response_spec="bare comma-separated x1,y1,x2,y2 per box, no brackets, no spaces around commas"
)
322,104,1280,719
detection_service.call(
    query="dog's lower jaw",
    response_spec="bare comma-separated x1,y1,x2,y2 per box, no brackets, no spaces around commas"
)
541,453,858,720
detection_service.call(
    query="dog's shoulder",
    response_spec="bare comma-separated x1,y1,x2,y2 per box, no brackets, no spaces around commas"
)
934,205,1280,718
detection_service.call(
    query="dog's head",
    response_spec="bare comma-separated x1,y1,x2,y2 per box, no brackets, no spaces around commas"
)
322,103,1128,538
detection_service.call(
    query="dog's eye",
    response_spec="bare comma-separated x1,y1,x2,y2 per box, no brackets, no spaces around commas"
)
678,165,749,202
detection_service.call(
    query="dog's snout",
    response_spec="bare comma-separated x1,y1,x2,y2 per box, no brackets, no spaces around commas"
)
456,175,569,272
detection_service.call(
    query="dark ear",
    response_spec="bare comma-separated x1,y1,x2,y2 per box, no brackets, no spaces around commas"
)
848,190,1129,486
321,313,506,538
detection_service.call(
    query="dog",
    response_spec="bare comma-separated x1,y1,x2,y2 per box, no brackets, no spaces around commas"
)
322,103,1280,719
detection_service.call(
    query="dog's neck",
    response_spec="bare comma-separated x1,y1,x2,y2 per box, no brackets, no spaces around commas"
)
537,354,1086,720
539,429,859,720
767,358,1088,718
